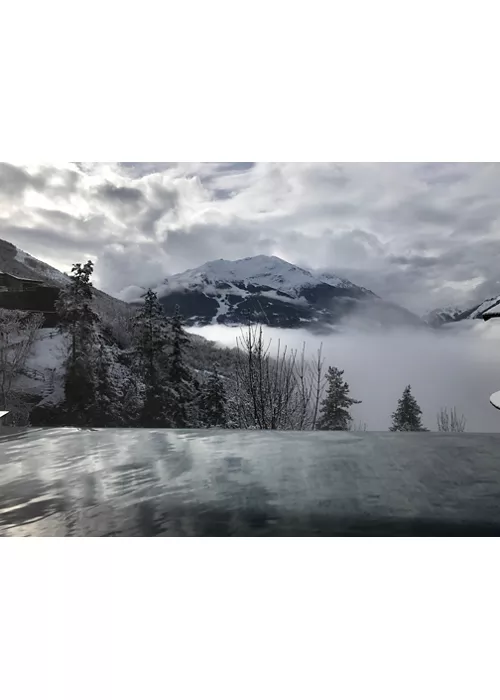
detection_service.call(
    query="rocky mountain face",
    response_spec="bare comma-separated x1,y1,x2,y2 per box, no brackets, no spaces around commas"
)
129,255,422,332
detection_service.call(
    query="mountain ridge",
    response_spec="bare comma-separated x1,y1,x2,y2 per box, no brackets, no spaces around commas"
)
424,295,500,327
126,254,422,332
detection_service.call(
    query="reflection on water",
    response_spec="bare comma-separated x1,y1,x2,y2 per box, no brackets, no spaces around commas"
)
1,428,500,536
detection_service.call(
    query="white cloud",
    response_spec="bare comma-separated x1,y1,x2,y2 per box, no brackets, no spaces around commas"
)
1,162,500,313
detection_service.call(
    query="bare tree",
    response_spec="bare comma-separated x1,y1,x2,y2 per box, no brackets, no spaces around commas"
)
234,325,298,429
290,341,328,430
437,407,466,432
232,324,329,430
350,420,368,431
294,342,313,430
308,343,327,431
0,309,44,424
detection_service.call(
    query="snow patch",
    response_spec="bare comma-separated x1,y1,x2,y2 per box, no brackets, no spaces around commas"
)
26,328,68,373
214,293,230,323
260,289,308,306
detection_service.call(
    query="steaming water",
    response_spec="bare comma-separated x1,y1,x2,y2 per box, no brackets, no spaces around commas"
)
2,428,500,536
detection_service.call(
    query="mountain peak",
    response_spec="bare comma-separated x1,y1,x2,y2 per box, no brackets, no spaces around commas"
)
126,253,422,332
159,254,339,299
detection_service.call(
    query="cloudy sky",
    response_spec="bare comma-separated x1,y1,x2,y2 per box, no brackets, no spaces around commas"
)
1,161,499,314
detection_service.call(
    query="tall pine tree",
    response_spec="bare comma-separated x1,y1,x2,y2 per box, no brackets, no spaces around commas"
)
55,261,99,425
200,365,227,427
390,385,427,431
93,339,121,427
316,366,361,430
168,305,195,428
133,289,173,427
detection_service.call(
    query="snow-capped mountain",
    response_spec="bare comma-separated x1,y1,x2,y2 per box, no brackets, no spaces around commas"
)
422,306,465,328
424,295,500,327
129,255,422,331
455,295,500,322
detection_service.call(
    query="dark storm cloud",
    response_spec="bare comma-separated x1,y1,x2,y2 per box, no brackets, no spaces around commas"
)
147,181,178,209
117,162,177,177
214,162,255,173
0,223,104,253
211,188,235,200
164,222,276,272
96,182,145,204
0,162,44,196
1,162,499,313
389,254,441,268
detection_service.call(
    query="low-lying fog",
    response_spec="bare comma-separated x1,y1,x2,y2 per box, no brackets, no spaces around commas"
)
190,319,500,432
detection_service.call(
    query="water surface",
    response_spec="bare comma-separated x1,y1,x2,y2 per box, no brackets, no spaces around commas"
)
1,428,500,536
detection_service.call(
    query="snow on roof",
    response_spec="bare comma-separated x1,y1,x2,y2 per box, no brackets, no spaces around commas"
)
481,300,500,320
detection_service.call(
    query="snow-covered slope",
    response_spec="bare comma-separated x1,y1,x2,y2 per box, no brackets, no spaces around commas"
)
13,245,72,288
315,270,375,295
129,255,421,331
423,295,500,327
422,306,465,328
461,295,500,320
152,255,364,298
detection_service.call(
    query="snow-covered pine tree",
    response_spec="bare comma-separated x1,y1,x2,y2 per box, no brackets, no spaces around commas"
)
134,289,169,374
200,365,227,428
120,375,142,427
390,385,428,431
168,305,195,428
132,288,173,428
55,261,100,425
93,339,121,427
168,305,191,383
316,366,361,431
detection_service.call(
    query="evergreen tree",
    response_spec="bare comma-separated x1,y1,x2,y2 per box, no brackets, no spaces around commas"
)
134,289,170,378
55,261,99,425
169,305,192,384
93,340,120,427
168,305,194,427
132,289,173,427
200,365,227,427
390,385,428,431
316,366,361,431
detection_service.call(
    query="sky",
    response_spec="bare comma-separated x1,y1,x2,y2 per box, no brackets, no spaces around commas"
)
1,161,500,314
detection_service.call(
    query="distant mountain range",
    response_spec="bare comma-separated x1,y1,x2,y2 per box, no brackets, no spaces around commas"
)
4,237,499,334
127,255,423,331
423,296,500,327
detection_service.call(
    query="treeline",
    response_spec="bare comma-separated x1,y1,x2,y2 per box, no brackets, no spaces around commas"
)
43,261,230,429
1,260,467,432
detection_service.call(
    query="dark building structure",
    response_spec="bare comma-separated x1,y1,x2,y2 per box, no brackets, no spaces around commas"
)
0,271,59,328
